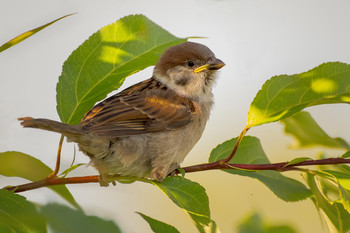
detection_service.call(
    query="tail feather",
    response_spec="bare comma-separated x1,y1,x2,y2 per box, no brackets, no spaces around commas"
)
18,117,83,137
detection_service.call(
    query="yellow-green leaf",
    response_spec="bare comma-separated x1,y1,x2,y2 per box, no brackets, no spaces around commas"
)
305,173,350,232
151,177,216,233
209,136,312,202
0,13,74,53
60,163,86,178
237,212,297,233
322,170,350,192
322,170,350,213
248,62,350,127
342,151,350,158
285,157,312,167
281,111,349,149
0,151,80,209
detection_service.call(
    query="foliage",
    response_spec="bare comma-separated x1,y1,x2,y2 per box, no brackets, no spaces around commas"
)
209,136,312,202
237,212,298,233
247,62,350,127
0,190,46,233
0,151,80,209
1,14,350,233
40,203,122,233
150,177,219,233
56,14,187,124
281,111,349,149
0,14,74,53
138,212,180,233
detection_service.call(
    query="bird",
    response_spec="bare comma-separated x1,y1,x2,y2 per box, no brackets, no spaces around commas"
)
19,41,225,185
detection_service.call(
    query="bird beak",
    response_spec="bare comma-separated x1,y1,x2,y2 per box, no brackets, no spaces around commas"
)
194,58,225,73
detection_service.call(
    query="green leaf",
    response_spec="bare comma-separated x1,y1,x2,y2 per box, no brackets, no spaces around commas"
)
248,62,350,127
151,177,213,232
339,185,350,213
0,189,47,233
321,170,350,213
0,14,74,53
60,163,86,178
40,203,121,233
0,225,16,233
237,212,297,233
342,151,350,158
177,168,186,179
285,157,312,166
138,212,180,233
281,111,349,149
57,14,187,124
305,173,350,232
204,220,221,233
339,165,350,174
0,151,80,209
322,170,350,191
209,136,312,202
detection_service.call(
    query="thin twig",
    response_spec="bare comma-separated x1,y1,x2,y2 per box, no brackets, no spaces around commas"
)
219,126,250,164
5,176,99,193
180,157,350,173
47,135,64,179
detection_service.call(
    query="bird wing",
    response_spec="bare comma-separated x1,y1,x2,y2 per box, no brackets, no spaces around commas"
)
80,78,195,137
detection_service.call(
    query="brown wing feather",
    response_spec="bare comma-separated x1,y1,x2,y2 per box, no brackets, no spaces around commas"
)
80,78,195,137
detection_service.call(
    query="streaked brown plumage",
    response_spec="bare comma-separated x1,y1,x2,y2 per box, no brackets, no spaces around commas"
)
80,78,195,136
19,42,225,184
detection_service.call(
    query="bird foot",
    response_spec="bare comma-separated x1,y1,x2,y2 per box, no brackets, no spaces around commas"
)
98,174,117,187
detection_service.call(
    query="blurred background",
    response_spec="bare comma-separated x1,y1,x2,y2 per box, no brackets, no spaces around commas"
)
1,0,350,232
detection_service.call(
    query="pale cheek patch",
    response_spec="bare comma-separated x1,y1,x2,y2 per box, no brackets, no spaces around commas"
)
155,66,214,102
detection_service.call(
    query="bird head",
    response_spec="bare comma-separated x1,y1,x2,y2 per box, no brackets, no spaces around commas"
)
153,42,225,101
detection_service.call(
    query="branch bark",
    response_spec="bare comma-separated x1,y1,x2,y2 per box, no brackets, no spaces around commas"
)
5,176,99,193
180,157,350,173
4,157,350,193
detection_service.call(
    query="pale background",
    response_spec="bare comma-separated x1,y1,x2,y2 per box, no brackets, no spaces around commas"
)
1,0,350,232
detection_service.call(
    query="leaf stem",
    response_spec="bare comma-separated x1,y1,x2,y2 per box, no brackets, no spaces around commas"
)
219,126,250,164
47,135,64,179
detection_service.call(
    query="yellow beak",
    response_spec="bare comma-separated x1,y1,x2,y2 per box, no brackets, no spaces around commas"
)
194,58,225,73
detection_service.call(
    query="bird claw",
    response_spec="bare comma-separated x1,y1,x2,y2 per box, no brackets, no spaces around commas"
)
98,174,117,187
151,164,180,182
151,168,166,182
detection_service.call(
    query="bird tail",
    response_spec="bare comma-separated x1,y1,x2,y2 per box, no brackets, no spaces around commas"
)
18,117,84,137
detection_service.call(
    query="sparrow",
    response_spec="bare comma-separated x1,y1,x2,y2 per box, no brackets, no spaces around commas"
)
19,42,225,184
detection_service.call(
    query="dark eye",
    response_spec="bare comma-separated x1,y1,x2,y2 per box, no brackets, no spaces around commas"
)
187,60,195,67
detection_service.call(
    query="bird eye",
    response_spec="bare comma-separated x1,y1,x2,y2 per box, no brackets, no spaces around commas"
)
187,60,195,67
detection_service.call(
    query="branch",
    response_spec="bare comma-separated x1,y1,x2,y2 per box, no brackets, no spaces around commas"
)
4,124,254,193
179,157,350,173
4,157,350,193
5,176,99,193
